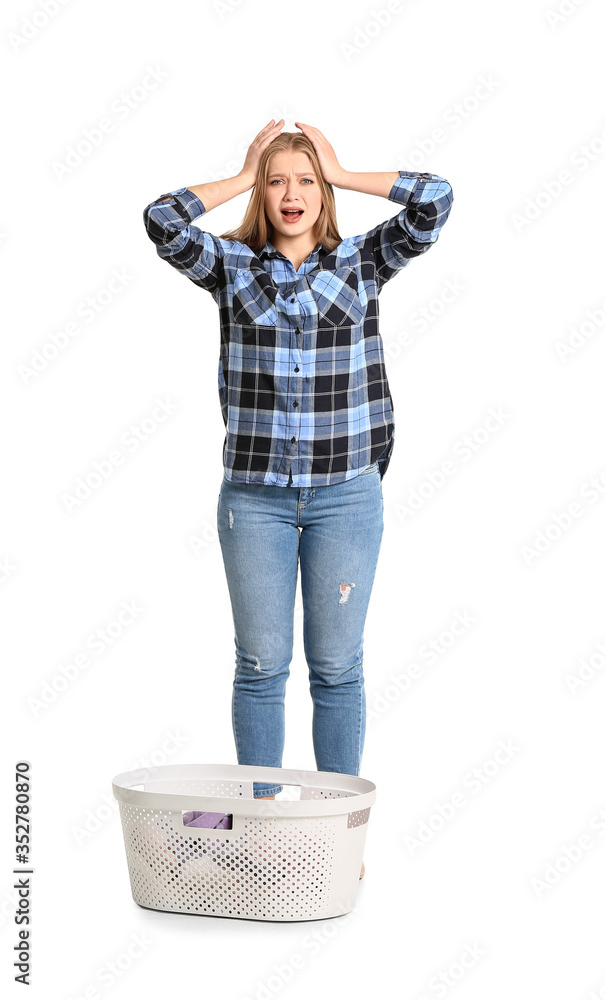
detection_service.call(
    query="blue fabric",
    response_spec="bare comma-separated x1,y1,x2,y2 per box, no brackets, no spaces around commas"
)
217,461,384,796
143,172,453,487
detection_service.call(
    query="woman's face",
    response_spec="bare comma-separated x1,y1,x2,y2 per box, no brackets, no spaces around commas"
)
264,151,323,242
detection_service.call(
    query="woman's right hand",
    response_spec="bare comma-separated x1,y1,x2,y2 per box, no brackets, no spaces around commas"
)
240,119,284,187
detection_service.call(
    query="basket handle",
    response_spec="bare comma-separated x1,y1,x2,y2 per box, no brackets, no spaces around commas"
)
180,810,233,831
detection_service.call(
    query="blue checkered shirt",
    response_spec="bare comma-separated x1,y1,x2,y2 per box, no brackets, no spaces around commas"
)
143,170,453,486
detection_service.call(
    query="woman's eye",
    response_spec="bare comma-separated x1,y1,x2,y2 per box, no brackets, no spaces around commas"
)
269,178,314,184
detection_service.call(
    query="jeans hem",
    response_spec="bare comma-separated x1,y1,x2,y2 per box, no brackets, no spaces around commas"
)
253,785,283,798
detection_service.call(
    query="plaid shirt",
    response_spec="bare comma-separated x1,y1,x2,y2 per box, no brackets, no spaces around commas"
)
143,170,453,486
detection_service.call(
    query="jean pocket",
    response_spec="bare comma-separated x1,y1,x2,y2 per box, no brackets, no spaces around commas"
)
359,461,379,476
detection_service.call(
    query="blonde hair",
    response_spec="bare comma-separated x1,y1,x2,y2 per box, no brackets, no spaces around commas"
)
218,132,342,254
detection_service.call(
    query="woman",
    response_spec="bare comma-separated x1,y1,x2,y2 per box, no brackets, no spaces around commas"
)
143,120,454,877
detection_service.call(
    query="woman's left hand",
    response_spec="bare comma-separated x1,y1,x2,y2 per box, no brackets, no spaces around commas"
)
294,122,346,186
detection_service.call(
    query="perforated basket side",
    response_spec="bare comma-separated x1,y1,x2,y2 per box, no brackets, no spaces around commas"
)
117,801,362,921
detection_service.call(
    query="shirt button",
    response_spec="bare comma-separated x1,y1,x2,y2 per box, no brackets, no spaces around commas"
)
294,366,299,372
296,328,301,334
291,436,296,443
290,297,295,303
293,401,298,407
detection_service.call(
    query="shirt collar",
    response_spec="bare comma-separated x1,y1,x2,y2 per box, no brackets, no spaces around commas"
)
258,240,327,262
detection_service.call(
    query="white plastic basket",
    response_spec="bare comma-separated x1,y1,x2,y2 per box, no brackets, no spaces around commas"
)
112,763,376,922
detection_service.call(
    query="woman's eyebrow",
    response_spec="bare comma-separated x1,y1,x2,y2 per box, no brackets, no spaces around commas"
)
268,171,316,178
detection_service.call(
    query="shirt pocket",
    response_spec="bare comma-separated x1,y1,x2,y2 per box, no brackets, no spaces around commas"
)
308,265,365,328
232,267,279,326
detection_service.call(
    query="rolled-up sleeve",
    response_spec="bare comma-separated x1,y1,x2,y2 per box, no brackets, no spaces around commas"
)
351,171,454,292
143,187,228,293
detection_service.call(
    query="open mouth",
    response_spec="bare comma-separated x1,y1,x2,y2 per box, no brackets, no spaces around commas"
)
281,209,304,221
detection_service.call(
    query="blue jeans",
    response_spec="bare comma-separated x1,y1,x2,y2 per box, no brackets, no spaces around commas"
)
217,462,384,797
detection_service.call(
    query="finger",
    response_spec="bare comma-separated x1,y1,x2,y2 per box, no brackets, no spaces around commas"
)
296,122,324,144
258,119,282,136
253,123,272,141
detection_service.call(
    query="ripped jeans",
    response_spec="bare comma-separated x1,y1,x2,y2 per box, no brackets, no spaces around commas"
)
217,461,384,797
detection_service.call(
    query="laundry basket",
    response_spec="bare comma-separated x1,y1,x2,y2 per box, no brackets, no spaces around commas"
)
112,763,376,922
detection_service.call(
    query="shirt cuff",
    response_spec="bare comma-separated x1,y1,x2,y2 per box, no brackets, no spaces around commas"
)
156,186,207,219
387,170,440,204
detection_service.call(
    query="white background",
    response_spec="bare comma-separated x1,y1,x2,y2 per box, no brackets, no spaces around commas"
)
3,0,605,996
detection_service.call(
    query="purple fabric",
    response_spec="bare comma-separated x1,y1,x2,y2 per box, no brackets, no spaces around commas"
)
182,810,232,830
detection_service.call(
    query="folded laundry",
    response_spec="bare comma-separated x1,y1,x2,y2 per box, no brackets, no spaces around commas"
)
182,810,232,830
